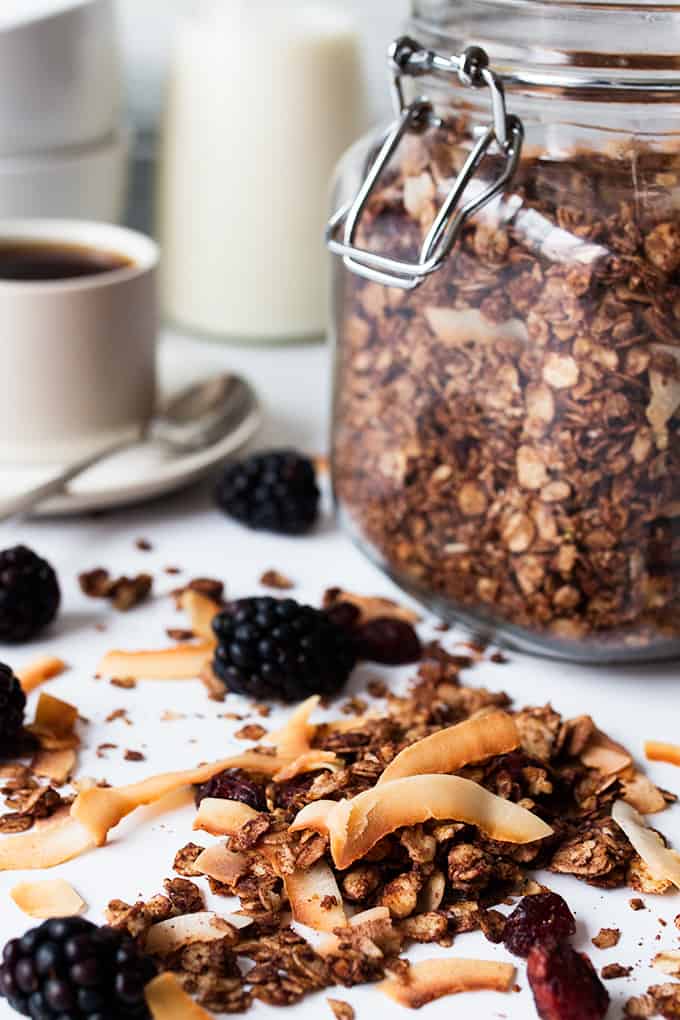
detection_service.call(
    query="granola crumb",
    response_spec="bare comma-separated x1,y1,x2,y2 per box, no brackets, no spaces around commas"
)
135,538,153,551
260,569,295,591
630,899,646,912
124,750,145,762
592,928,621,950
602,963,633,980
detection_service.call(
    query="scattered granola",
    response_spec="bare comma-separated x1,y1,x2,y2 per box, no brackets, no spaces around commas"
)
79,567,153,611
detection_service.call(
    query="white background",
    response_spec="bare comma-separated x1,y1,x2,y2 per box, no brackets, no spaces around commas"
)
0,332,678,1020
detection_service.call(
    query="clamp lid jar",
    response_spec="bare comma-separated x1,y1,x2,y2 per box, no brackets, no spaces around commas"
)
328,0,680,663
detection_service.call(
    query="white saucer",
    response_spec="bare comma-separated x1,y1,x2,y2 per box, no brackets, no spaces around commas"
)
0,398,262,517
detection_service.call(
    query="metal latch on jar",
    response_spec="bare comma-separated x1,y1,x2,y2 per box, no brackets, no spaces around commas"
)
326,37,524,291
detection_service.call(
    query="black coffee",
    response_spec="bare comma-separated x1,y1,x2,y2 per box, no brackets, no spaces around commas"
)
0,241,133,281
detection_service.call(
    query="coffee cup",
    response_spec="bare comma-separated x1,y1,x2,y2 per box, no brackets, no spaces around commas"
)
0,220,158,465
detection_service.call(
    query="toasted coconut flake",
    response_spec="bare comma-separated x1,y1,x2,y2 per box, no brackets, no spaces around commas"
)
324,775,553,871
274,751,343,783
652,951,680,977
30,748,76,785
379,957,516,1008
289,800,338,836
646,741,680,768
179,590,222,641
195,845,249,885
581,730,633,775
193,798,261,837
145,972,213,1020
285,860,347,933
11,879,85,918
324,589,420,624
17,657,67,694
621,772,668,814
145,912,236,955
67,755,286,852
612,800,680,890
378,710,519,785
0,810,95,872
98,643,214,681
26,693,79,750
268,696,320,757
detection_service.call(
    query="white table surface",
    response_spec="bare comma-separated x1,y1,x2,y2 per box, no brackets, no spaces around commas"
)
0,331,678,1020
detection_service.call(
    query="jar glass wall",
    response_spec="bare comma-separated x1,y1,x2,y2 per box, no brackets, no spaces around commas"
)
329,0,680,662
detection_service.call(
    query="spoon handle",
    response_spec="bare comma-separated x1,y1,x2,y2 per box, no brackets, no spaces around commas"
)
0,436,139,522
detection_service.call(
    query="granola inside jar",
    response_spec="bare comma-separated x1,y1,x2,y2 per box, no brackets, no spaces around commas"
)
329,0,680,662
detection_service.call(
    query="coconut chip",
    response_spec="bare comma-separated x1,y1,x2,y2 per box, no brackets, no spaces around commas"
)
145,972,213,1020
16,657,67,694
292,775,552,871
612,800,680,890
378,957,516,1008
0,808,95,872
11,878,86,919
267,696,320,757
652,950,680,977
179,589,222,641
273,751,343,783
646,741,680,768
98,643,214,681
195,845,250,885
378,710,519,785
26,692,79,750
193,799,261,837
30,748,77,785
284,860,347,934
145,912,240,955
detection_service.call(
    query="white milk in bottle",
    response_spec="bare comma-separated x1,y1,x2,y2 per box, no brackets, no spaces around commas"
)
159,0,365,341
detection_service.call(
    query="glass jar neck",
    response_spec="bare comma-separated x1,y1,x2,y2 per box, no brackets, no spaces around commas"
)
409,0,680,98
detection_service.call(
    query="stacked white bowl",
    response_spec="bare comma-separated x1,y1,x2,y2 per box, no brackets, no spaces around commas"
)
0,0,128,222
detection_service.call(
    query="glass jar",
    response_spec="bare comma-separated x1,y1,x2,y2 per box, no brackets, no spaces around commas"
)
328,0,680,663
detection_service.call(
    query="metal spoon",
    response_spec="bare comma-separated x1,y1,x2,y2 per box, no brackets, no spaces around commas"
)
0,373,259,521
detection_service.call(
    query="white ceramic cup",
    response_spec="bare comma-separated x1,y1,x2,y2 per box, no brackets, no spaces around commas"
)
0,0,122,156
0,220,158,465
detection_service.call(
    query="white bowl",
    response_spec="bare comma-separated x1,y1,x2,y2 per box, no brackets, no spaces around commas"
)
0,0,122,156
0,128,130,224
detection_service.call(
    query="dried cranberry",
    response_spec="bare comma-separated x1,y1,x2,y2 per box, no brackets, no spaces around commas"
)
194,769,266,811
323,601,361,633
355,617,422,665
527,940,609,1020
503,892,576,959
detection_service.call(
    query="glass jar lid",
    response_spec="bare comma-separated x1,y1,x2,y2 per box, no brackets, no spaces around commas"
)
411,0,680,97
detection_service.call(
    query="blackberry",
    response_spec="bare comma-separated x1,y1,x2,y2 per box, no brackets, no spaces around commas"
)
0,546,60,643
215,450,320,535
0,663,25,755
212,597,356,702
0,916,157,1019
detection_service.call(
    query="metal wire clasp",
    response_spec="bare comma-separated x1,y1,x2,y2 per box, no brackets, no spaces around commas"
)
326,37,524,291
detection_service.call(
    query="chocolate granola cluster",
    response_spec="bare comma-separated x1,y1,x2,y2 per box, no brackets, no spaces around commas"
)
332,122,680,656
